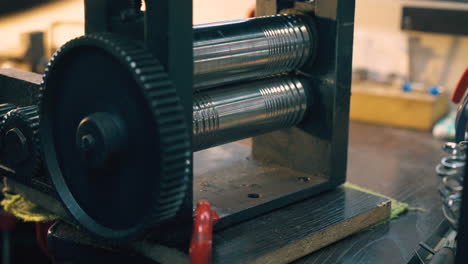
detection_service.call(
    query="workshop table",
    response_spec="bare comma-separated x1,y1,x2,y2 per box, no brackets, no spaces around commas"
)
3,118,447,264
296,121,446,263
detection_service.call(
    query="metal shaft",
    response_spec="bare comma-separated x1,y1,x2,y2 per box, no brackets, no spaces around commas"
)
193,15,316,89
193,76,309,151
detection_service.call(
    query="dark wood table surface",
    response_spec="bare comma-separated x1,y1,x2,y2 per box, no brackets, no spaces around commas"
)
295,121,447,264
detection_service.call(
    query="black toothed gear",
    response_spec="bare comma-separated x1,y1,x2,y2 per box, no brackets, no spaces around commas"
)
39,33,191,240
0,105,41,180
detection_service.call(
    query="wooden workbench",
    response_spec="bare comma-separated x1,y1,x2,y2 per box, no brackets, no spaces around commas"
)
295,121,446,263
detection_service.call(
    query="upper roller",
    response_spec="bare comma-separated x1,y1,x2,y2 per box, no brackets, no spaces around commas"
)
193,14,317,89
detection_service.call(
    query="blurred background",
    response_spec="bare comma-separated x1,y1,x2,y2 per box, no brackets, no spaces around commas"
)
1,0,467,92
0,0,467,263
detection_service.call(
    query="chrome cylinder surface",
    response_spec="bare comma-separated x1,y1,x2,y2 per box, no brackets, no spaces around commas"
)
193,76,308,151
193,15,315,89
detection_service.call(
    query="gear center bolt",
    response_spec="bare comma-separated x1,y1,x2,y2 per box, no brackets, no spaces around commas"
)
75,112,127,168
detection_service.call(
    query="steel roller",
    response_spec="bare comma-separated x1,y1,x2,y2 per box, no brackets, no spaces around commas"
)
193,15,316,89
193,76,309,151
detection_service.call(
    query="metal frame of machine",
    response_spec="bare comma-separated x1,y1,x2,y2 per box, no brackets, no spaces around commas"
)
0,0,355,245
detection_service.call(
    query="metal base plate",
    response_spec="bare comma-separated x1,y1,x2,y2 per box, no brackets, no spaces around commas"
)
194,140,330,229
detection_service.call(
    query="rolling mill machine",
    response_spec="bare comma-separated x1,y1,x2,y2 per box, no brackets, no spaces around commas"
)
0,0,355,256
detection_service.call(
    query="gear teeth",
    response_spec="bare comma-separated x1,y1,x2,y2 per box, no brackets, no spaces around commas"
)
0,105,41,179
0,103,16,123
0,104,16,115
0,103,17,151
39,33,191,239
101,34,192,229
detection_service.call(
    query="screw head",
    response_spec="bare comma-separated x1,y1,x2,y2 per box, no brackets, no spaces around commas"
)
80,134,96,152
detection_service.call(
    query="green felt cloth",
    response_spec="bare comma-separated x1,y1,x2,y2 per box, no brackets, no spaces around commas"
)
344,182,413,219
1,188,58,222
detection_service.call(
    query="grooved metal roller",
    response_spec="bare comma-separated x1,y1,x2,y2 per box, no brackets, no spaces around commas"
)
193,76,309,151
193,14,317,89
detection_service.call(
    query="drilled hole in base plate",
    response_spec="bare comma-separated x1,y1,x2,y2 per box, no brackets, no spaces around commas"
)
248,193,261,199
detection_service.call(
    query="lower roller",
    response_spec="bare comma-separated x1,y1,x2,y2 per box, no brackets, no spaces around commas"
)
193,76,309,151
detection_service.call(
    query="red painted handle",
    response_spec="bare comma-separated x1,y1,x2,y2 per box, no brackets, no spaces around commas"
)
452,67,468,104
190,200,219,264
